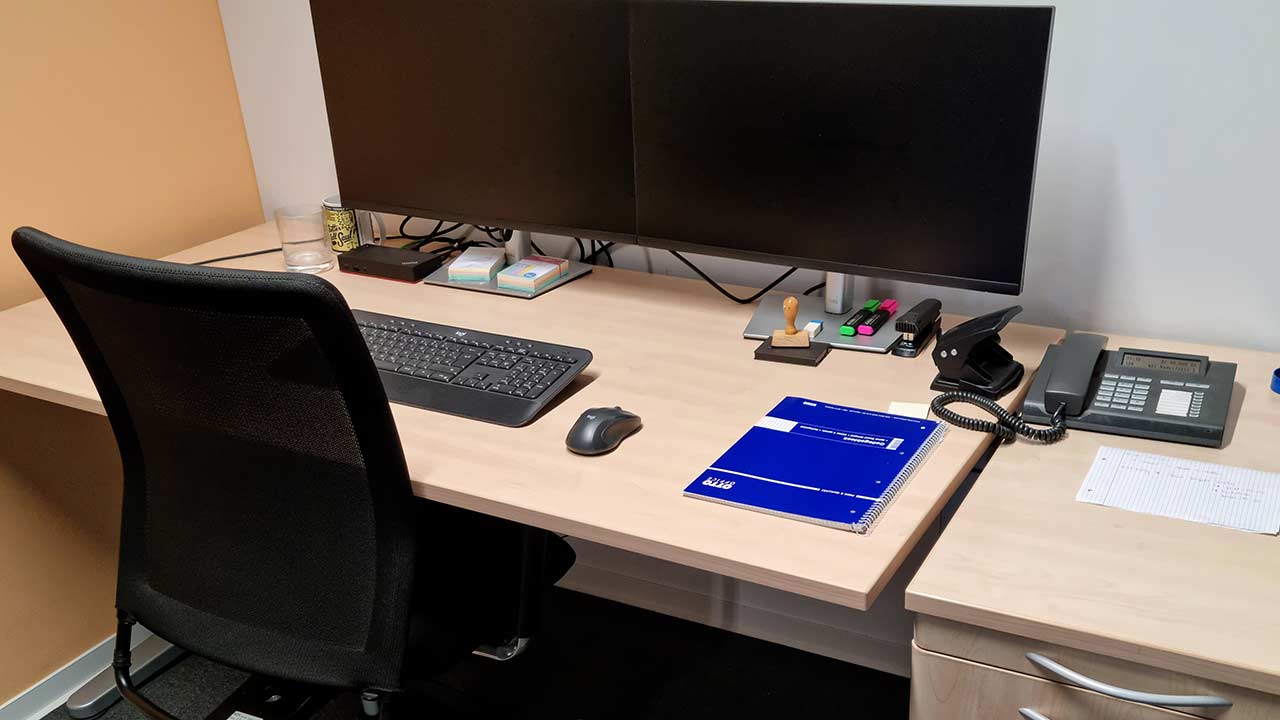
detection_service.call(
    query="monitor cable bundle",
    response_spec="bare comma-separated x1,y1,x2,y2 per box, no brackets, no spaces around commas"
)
667,250,796,305
574,238,615,267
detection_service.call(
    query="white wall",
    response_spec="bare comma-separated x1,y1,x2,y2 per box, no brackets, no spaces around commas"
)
218,0,338,219
218,0,1280,351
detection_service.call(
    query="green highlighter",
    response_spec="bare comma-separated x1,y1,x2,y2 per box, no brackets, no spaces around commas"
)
839,299,881,336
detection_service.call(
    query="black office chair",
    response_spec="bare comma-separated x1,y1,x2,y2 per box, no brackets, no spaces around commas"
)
12,227,574,719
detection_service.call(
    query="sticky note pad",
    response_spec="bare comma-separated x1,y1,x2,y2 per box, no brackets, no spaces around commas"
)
888,402,930,420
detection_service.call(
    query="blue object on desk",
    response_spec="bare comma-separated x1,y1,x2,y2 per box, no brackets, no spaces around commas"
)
1272,368,1280,395
683,396,946,533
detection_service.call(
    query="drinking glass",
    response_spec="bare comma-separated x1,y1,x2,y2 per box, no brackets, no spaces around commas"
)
274,204,335,273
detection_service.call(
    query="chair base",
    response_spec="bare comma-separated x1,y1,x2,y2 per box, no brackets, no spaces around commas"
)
205,675,335,720
471,636,531,662
66,635,185,719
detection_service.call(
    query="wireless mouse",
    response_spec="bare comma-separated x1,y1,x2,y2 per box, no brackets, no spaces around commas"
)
566,407,642,455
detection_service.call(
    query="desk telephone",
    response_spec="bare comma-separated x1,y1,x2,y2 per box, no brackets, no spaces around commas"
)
1023,333,1237,447
930,323,1238,448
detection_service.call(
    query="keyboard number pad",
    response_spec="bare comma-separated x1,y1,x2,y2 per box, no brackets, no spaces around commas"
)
486,359,568,399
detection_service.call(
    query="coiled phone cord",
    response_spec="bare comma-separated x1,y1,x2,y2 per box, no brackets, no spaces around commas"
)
930,391,1067,444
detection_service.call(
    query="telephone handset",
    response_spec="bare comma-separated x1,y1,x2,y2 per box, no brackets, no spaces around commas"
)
1041,333,1107,416
1023,333,1237,448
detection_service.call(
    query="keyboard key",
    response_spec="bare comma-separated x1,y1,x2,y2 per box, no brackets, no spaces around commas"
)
374,359,397,371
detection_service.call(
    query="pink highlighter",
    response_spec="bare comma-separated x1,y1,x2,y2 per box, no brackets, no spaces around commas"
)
857,299,898,335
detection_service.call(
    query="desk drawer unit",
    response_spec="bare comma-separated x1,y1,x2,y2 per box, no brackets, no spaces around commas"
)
916,617,1280,720
912,643,1196,720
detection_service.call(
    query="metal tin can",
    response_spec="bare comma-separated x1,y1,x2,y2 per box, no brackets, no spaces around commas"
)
322,194,364,253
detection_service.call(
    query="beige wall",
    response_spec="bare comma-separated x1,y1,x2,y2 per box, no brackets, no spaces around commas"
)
0,0,263,308
0,393,122,704
0,0,263,704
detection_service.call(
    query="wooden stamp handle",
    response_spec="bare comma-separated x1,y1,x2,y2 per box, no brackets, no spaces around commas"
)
783,296,799,335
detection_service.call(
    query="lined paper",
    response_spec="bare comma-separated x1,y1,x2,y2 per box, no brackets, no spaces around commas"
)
1077,446,1280,534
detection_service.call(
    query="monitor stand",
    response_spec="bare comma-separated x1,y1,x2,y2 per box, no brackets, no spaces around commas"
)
505,229,532,263
742,272,903,354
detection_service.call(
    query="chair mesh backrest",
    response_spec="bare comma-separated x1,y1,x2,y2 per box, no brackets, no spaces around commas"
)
12,228,417,691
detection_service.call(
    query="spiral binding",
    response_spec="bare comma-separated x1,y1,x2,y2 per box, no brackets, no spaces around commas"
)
855,423,949,533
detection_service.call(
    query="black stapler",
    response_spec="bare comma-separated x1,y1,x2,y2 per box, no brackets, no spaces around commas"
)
930,306,1025,399
891,299,941,358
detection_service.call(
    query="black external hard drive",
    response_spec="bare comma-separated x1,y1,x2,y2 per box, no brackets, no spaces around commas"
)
337,244,446,283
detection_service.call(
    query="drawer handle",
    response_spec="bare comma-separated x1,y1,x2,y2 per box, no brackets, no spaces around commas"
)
1018,710,1050,720
1025,653,1232,708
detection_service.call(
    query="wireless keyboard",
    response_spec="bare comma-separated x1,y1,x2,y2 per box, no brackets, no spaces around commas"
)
353,309,592,426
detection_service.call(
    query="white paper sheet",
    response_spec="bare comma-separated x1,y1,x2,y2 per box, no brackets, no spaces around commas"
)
1077,446,1280,534
888,401,931,420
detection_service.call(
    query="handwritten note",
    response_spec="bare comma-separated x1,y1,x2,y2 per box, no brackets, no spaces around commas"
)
1077,446,1280,534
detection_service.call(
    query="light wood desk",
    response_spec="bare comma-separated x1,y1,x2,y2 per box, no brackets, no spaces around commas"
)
906,334,1280,719
0,222,1063,611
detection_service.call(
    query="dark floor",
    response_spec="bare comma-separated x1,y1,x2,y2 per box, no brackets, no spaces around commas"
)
43,589,908,720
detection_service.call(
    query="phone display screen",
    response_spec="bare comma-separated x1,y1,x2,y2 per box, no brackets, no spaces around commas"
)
1120,353,1202,375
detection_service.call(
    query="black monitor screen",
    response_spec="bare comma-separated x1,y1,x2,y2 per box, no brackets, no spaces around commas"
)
630,2,1053,293
312,0,636,241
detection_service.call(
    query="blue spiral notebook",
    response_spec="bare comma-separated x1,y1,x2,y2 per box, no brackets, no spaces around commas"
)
684,397,946,533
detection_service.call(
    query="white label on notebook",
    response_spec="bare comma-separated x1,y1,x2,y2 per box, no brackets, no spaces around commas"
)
1077,446,1280,534
887,438,904,451
754,416,798,433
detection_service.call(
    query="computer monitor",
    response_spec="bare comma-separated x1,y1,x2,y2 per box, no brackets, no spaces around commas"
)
311,0,636,243
629,1,1053,294
313,0,1052,295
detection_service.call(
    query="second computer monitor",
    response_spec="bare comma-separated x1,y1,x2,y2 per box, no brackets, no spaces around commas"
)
630,1,1053,294
312,0,636,242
